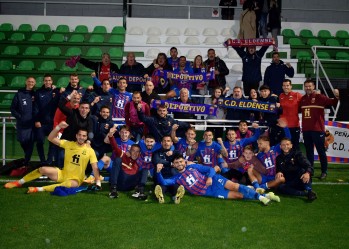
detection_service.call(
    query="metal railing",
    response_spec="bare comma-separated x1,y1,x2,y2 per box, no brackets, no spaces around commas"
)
311,45,347,120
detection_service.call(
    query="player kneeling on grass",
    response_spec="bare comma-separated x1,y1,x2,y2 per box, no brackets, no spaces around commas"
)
5,121,101,193
156,154,280,205
275,138,317,201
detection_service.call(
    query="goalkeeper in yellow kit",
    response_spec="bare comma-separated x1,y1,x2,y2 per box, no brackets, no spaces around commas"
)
5,121,101,193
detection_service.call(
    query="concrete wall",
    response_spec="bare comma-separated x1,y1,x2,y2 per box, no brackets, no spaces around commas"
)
0,0,348,23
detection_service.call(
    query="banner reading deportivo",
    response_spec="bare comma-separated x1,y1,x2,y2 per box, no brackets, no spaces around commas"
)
218,98,278,113
110,73,147,84
314,121,349,163
151,100,217,116
154,70,215,83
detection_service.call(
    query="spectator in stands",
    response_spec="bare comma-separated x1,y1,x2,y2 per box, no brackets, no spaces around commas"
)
166,56,194,99
167,47,180,70
89,74,113,116
171,125,198,162
236,120,255,140
192,55,207,103
137,103,190,142
238,0,256,39
233,44,270,96
152,135,182,204
141,80,161,116
226,86,249,122
267,0,282,48
120,52,145,92
248,88,260,122
34,74,62,165
195,129,228,172
275,137,317,201
204,86,226,138
299,79,340,180
125,91,150,142
204,49,229,94
107,126,142,199
91,105,115,159
173,88,196,125
145,53,173,94
5,121,101,193
247,120,291,192
78,53,120,92
264,52,294,95
258,85,283,146
219,0,237,20
279,79,302,150
10,76,36,168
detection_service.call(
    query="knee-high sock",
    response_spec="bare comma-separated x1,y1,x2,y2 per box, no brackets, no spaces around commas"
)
238,184,260,200
42,180,73,192
22,169,42,183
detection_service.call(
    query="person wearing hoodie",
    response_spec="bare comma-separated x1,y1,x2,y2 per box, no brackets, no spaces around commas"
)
263,51,294,95
10,76,36,167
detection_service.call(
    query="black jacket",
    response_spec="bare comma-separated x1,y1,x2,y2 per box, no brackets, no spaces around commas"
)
204,57,229,89
34,86,61,125
276,149,313,182
10,88,35,129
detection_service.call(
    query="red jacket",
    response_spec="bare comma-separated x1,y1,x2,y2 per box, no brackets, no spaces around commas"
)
279,91,302,128
299,92,338,132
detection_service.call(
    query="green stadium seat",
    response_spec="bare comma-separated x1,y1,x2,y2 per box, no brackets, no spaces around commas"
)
3,93,16,100
0,32,5,41
65,47,82,56
108,35,125,44
80,79,92,88
44,47,62,56
345,39,349,47
36,24,51,33
92,26,107,34
111,26,126,35
289,37,304,46
18,24,32,32
74,25,88,33
9,32,25,42
28,33,45,42
316,51,331,59
2,45,20,55
60,64,77,72
109,47,123,58
23,46,41,56
86,47,103,57
17,60,35,70
307,38,322,46
56,77,70,87
36,76,44,88
299,29,314,38
48,33,64,42
335,51,349,60
0,23,13,32
79,64,93,72
0,60,12,70
336,30,349,39
55,24,70,33
325,39,341,47
0,76,5,86
296,51,312,61
69,34,84,43
38,61,56,71
88,34,104,43
10,76,27,88
281,29,296,37
317,30,332,39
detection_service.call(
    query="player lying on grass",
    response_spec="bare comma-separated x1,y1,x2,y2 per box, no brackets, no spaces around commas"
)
5,121,101,193
155,154,280,205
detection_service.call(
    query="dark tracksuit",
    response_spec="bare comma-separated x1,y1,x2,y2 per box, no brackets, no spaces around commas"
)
233,46,269,96
152,148,180,196
264,60,295,95
10,88,36,165
120,61,145,92
91,114,114,159
34,86,61,163
90,90,113,116
276,149,314,196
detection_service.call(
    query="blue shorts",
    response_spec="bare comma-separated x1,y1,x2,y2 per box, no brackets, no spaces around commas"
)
261,174,275,184
205,175,229,199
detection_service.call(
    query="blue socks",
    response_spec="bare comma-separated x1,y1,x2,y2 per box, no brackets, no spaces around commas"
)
252,180,260,189
238,185,260,200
